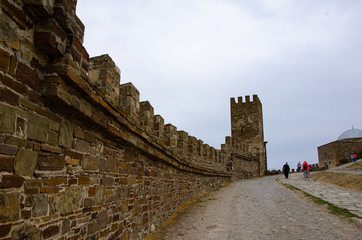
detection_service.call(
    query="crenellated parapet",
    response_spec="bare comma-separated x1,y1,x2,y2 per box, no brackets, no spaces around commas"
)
119,82,140,124
0,1,265,238
139,101,154,133
164,123,178,149
88,54,120,108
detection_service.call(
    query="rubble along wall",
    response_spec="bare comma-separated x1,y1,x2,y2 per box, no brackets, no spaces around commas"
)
0,1,231,239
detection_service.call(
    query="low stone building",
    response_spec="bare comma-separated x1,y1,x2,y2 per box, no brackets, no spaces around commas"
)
318,127,362,168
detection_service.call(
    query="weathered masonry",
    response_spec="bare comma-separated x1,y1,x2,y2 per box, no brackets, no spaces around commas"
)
0,1,266,239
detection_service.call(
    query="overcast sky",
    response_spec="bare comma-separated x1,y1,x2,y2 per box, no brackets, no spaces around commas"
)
76,0,362,170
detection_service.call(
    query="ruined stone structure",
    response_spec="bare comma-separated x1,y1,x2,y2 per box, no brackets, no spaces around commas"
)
0,1,266,239
318,127,362,168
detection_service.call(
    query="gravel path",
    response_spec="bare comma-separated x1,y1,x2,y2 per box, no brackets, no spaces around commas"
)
156,175,361,240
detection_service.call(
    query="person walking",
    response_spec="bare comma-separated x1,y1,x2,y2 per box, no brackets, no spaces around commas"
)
297,162,301,172
302,161,310,180
353,153,357,163
282,162,290,179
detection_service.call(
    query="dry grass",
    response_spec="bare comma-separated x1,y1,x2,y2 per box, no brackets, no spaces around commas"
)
310,172,362,192
345,161,362,171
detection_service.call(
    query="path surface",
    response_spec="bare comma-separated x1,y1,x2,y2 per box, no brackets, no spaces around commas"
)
156,175,361,240
279,172,362,219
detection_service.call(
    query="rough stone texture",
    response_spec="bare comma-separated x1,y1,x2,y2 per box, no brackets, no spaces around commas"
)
0,193,19,222
0,103,15,134
52,186,82,214
14,148,38,177
229,95,267,177
58,121,73,149
27,112,49,142
1,175,24,188
11,223,39,240
0,1,266,239
318,138,362,168
32,195,49,217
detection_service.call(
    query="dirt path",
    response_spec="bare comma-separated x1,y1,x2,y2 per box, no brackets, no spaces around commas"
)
150,175,361,240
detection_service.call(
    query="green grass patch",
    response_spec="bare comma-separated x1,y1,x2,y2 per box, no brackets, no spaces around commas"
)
303,192,359,218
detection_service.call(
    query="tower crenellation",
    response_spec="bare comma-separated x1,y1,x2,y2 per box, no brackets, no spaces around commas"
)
229,94,267,176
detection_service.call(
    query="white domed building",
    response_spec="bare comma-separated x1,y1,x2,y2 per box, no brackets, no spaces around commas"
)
318,127,362,168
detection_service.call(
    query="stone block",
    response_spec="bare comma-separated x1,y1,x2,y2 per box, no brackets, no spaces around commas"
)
58,121,73,149
139,101,154,132
41,144,62,154
106,156,118,173
32,195,48,217
93,185,104,205
73,128,84,139
44,177,67,186
1,175,24,188
64,149,83,159
2,75,28,95
53,0,85,42
27,112,49,142
101,176,114,186
84,132,95,143
36,107,62,123
14,148,38,176
34,18,67,57
62,218,71,234
89,54,120,108
82,156,98,171
25,179,42,188
75,139,89,153
164,124,177,148
119,83,140,121
11,224,39,240
42,225,59,239
0,103,15,134
0,144,18,156
0,48,10,72
0,155,14,172
78,175,89,185
21,209,31,219
5,136,29,148
66,158,79,166
52,186,82,214
153,115,164,140
23,0,55,17
0,87,19,106
97,210,108,230
0,193,19,222
28,90,42,105
48,130,59,146
0,224,11,238
16,62,40,91
37,156,65,171
1,0,33,29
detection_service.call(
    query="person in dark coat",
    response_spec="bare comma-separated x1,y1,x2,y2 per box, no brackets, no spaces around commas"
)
282,162,290,179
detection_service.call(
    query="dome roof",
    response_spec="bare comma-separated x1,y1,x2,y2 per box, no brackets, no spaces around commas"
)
337,127,362,140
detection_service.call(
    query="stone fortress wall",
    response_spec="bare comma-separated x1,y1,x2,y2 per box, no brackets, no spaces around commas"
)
0,0,266,239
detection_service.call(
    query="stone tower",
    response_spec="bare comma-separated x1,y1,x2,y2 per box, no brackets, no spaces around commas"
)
230,95,267,176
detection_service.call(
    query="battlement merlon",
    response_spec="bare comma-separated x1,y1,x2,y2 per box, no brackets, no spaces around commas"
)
230,94,261,105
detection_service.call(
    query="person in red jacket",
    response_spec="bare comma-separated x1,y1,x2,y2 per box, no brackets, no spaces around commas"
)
302,161,310,180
